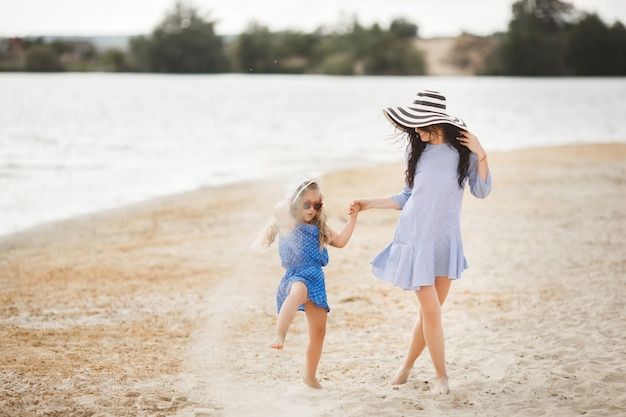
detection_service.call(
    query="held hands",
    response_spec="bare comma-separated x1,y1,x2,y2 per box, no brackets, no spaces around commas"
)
458,130,487,160
348,200,362,216
349,199,383,213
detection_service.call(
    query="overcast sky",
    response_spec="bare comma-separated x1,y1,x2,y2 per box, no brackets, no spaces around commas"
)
2,0,626,38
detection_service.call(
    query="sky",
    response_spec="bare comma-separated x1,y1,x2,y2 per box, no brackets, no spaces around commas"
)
2,0,626,39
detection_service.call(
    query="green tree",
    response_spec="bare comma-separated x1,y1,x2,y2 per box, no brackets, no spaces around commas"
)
361,20,425,75
610,22,626,74
128,36,152,72
567,14,626,75
274,30,322,73
311,19,425,75
310,31,355,74
234,22,277,73
389,19,419,39
24,44,65,72
522,0,574,30
101,49,131,72
135,1,228,73
496,0,574,75
310,27,357,74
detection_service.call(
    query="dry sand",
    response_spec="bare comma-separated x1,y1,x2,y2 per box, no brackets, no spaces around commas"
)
414,37,465,76
414,36,497,76
1,144,625,416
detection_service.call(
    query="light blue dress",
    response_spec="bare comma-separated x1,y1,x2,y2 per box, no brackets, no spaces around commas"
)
371,143,492,290
276,223,330,313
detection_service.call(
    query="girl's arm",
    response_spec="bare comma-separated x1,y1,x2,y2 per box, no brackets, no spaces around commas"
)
350,197,402,212
328,204,360,248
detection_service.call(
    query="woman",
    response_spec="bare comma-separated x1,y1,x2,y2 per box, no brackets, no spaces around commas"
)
351,89,492,395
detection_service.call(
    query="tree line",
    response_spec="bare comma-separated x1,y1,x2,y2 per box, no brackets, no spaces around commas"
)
486,0,626,75
1,0,624,76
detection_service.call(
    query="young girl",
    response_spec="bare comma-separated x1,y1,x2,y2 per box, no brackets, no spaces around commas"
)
259,174,359,389
352,89,492,395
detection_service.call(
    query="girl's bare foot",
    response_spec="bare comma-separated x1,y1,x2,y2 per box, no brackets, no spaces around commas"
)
432,377,449,395
303,374,323,389
390,366,413,385
269,334,285,350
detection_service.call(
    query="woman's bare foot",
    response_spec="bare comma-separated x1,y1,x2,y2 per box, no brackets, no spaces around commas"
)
269,334,285,350
303,374,323,389
432,377,449,395
390,366,413,385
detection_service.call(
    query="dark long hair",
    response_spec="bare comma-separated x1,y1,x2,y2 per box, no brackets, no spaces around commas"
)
403,123,471,188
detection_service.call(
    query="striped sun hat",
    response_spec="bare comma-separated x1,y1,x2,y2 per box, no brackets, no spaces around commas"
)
383,90,467,131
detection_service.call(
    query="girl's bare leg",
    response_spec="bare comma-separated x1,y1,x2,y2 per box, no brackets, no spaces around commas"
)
302,302,327,389
270,281,308,349
392,277,451,391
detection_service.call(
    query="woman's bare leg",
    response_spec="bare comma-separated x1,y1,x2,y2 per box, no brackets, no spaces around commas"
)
391,277,451,391
415,277,451,394
270,281,308,349
302,302,327,389
390,310,426,384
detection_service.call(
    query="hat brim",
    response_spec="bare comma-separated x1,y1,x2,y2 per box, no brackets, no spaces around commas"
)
383,107,467,130
283,175,323,202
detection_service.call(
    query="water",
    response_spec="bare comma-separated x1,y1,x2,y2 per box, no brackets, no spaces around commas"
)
1,73,625,237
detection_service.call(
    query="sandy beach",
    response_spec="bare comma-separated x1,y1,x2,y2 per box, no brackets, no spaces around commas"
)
1,143,625,416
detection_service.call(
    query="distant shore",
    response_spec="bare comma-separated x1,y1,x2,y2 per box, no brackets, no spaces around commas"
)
7,34,490,75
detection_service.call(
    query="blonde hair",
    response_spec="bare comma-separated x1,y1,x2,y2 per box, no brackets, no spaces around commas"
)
256,181,331,250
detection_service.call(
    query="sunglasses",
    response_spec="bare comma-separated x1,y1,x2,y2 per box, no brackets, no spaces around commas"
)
302,201,323,211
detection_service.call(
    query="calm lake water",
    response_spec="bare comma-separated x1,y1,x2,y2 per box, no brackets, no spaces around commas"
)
1,73,625,236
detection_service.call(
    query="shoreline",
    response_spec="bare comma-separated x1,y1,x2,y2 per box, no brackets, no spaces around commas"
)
1,143,625,416
2,141,624,243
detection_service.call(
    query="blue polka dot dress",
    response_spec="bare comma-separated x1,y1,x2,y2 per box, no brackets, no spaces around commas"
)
276,223,330,313
372,143,492,290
